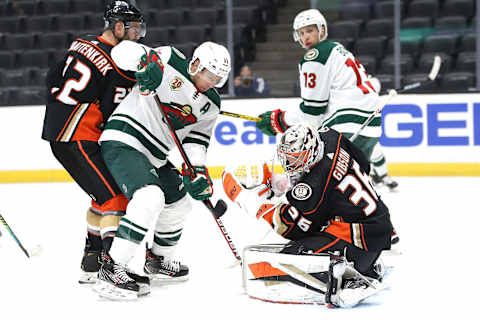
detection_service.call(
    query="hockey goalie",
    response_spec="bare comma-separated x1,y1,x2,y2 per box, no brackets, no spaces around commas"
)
222,123,394,307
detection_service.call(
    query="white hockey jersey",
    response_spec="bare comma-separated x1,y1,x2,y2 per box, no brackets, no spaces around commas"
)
99,41,221,168
286,40,382,138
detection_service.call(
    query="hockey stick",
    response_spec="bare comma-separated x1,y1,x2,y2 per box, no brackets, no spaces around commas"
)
219,111,261,122
153,95,242,262
395,55,442,94
0,213,30,258
350,55,442,142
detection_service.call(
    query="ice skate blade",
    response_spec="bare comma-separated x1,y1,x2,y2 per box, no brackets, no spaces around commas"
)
147,274,189,284
79,271,98,284
93,279,139,301
138,283,150,296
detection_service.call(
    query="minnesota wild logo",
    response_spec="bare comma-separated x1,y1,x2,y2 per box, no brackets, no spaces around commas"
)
163,102,197,129
304,48,319,61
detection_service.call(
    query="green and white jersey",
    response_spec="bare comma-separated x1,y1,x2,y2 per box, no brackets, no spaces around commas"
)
291,40,381,137
99,42,221,167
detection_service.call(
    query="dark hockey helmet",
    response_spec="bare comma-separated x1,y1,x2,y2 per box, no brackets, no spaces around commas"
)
104,1,146,37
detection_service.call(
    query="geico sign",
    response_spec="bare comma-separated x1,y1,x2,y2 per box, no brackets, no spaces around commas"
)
214,121,277,145
381,103,480,146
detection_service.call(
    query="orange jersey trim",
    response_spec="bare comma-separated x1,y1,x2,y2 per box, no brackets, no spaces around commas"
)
324,220,352,244
314,238,340,254
70,102,103,141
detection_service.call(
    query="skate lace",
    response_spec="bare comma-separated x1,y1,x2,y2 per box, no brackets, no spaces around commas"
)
113,264,133,283
161,259,180,272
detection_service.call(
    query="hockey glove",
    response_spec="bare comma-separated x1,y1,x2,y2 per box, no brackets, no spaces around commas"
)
256,109,289,136
135,50,164,94
181,164,213,201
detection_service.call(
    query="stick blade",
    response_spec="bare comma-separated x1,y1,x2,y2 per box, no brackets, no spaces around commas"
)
428,55,442,81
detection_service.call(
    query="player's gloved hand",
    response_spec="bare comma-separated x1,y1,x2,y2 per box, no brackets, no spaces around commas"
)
181,164,213,201
135,50,164,94
256,109,289,136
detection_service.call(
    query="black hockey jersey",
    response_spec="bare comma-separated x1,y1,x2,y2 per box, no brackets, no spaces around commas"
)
277,128,392,251
42,34,137,142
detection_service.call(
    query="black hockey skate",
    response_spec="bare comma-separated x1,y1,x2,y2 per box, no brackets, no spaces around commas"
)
126,269,150,296
94,252,140,300
144,248,189,282
391,228,400,245
371,172,399,192
79,238,101,284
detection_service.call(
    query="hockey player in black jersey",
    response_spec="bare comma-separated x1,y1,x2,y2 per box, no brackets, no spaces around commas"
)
222,124,394,307
41,1,149,288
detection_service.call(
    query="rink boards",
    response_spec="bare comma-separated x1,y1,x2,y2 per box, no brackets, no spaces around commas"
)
0,93,478,183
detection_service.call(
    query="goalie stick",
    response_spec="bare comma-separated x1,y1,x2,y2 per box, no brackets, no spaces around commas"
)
0,213,30,258
153,95,242,262
350,55,442,142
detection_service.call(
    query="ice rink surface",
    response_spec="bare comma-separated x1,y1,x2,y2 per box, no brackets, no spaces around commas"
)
0,177,479,319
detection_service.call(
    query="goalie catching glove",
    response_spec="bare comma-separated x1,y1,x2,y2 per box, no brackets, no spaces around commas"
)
181,164,213,201
135,49,164,94
256,109,289,136
222,162,291,234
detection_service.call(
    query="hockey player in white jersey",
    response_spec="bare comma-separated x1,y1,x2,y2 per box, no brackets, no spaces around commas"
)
94,41,231,300
366,76,399,192
256,8,382,160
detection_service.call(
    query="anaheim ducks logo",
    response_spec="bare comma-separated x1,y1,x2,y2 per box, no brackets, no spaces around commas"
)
170,76,184,91
292,183,312,200
304,48,319,61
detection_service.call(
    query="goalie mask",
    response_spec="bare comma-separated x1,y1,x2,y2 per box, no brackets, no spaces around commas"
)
292,9,328,48
188,42,231,88
104,1,146,38
277,124,324,177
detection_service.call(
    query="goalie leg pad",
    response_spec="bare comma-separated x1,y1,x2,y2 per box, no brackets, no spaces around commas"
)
242,244,332,305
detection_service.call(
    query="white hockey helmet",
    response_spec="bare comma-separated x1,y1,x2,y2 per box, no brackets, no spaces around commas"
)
293,9,328,48
188,42,231,88
277,123,324,177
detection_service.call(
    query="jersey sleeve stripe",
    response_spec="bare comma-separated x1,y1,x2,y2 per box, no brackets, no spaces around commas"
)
189,130,210,140
55,102,81,141
105,117,168,160
300,102,327,115
110,113,169,151
182,137,209,148
56,103,90,142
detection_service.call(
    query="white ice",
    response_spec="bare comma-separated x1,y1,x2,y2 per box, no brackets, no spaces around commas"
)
0,177,479,319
